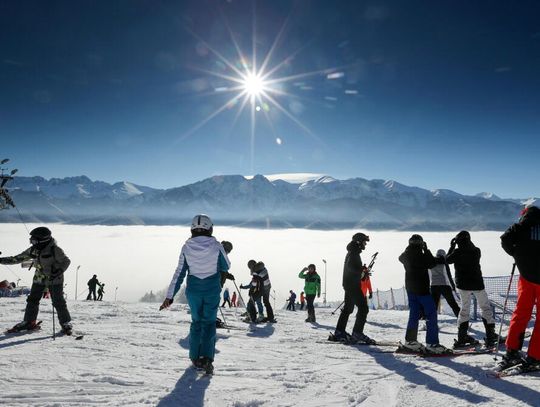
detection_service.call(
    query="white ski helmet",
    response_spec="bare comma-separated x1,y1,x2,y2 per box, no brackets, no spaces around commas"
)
191,214,213,231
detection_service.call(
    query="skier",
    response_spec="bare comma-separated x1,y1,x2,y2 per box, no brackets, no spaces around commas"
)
286,290,296,311
447,230,500,348
428,249,460,317
87,275,100,301
231,291,237,307
299,291,305,310
159,214,231,375
221,287,231,308
499,205,540,370
240,260,263,322
250,260,276,323
398,234,448,354
97,283,105,301
298,264,321,322
1,227,73,334
331,233,374,344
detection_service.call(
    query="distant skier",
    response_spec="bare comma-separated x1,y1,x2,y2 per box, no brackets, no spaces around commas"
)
298,264,321,322
499,205,540,370
221,287,231,308
398,234,448,354
447,230,500,348
331,233,374,344
240,260,263,322
159,214,232,375
299,291,305,310
231,291,237,307
97,283,105,301
1,227,73,334
87,275,100,301
428,249,460,317
286,290,297,311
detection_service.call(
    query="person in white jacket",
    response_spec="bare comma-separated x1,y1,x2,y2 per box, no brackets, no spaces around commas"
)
160,214,231,375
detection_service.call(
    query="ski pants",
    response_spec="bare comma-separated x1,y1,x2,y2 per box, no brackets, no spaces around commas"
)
431,285,461,317
406,292,439,345
247,293,262,322
457,289,494,325
261,286,274,320
221,298,231,307
87,287,97,301
186,286,220,361
287,300,295,311
336,286,368,335
300,301,305,310
24,283,71,325
506,277,540,359
306,294,316,318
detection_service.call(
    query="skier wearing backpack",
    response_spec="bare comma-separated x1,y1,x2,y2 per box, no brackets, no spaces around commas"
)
398,234,449,354
298,264,321,322
159,214,231,375
447,230,500,348
1,227,73,334
499,206,540,370
332,233,374,344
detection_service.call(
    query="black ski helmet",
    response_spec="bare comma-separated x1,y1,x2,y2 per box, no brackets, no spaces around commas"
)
519,206,540,224
352,232,369,243
408,234,424,246
29,227,52,245
455,230,471,244
247,259,256,270
221,241,233,254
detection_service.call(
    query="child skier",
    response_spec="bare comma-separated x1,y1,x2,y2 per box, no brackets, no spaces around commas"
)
1,227,73,334
240,260,263,322
499,205,540,370
159,214,231,375
298,264,321,322
97,283,105,301
447,231,500,348
428,249,460,317
398,234,448,354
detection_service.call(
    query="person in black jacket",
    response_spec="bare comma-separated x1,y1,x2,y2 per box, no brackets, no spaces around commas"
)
399,234,448,354
332,233,374,344
499,205,540,369
87,275,100,301
447,230,499,348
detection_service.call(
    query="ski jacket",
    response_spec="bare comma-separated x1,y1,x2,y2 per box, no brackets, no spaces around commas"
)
298,270,321,296
252,262,271,289
300,292,305,303
429,252,456,289
223,288,230,300
398,246,438,295
500,210,540,284
0,239,70,286
288,292,297,302
240,273,263,297
342,241,364,291
166,236,230,299
88,277,99,289
446,242,485,290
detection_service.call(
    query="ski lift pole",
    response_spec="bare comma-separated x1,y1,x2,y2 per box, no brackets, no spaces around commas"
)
115,287,118,302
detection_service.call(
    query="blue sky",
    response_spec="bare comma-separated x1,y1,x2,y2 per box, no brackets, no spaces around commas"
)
1,0,539,198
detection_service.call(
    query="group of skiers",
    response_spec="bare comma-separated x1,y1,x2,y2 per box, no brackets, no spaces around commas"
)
1,206,539,374
87,274,105,301
328,206,540,372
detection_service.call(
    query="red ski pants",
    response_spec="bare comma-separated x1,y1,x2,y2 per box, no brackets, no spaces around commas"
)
506,277,540,359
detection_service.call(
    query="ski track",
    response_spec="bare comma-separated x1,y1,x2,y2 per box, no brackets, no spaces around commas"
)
0,298,539,406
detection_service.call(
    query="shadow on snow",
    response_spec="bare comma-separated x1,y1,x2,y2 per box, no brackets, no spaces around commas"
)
156,367,211,407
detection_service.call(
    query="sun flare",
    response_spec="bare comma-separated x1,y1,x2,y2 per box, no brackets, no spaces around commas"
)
242,73,266,97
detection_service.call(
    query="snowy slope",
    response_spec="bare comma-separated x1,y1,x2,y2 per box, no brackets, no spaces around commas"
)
1,298,538,407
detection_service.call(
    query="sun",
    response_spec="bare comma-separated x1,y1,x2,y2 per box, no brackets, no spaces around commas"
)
242,72,266,97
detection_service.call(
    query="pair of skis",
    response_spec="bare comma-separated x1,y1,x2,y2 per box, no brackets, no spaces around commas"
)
4,321,84,340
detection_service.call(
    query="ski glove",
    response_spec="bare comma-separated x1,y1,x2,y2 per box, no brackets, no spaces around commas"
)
159,298,173,310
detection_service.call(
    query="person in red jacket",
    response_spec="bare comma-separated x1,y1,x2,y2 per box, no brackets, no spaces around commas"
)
499,206,540,370
300,291,306,310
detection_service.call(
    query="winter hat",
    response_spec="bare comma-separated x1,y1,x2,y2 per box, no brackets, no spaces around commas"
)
247,260,256,270
436,249,446,257
308,264,316,270
221,241,233,254
519,206,540,224
408,234,424,246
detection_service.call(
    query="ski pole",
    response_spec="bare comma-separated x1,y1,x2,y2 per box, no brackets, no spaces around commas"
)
218,306,230,332
494,263,516,360
52,296,56,340
331,301,344,315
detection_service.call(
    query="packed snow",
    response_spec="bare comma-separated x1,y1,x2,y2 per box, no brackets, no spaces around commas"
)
0,297,538,406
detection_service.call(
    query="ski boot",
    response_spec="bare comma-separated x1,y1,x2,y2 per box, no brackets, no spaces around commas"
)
453,321,479,349
425,343,453,355
399,340,426,354
496,349,524,372
483,319,502,348
350,331,376,345
329,330,351,343
266,318,277,323
256,316,268,323
521,356,540,372
61,322,73,336
200,357,214,375
192,357,205,370
7,320,41,333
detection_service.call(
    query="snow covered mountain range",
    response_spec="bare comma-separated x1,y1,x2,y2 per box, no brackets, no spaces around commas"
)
1,173,536,230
